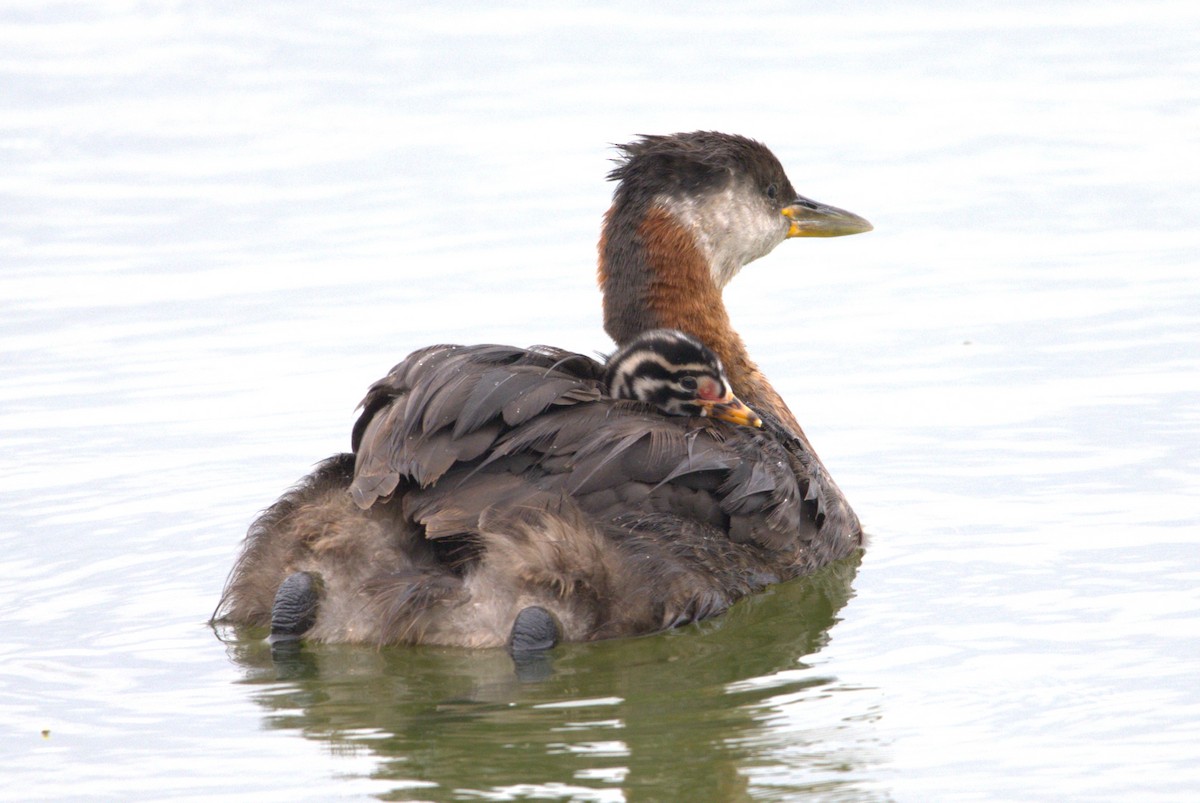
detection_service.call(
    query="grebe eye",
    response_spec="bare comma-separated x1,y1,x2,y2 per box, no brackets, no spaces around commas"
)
679,376,699,391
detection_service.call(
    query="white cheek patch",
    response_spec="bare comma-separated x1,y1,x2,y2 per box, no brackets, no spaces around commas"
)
656,179,789,288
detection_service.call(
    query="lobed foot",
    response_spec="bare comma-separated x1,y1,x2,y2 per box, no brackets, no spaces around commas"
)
508,606,559,654
268,571,322,646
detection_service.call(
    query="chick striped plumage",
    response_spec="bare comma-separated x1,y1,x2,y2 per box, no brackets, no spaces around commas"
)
606,329,761,427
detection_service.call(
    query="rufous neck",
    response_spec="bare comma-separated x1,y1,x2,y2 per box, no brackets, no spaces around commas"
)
598,202,804,436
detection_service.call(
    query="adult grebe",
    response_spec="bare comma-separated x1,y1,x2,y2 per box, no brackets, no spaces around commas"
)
214,131,871,651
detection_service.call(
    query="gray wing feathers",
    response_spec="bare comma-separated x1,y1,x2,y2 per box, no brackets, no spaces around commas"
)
349,342,810,554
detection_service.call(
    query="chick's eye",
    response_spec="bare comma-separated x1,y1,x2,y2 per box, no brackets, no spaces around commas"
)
766,183,778,201
679,376,699,391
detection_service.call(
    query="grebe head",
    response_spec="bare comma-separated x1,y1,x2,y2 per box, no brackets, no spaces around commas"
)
606,132,873,288
604,329,762,428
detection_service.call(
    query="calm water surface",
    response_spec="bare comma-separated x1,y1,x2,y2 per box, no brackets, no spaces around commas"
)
2,2,1198,800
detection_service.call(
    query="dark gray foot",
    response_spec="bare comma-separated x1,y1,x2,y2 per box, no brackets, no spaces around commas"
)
269,571,322,646
508,606,559,654
508,606,559,681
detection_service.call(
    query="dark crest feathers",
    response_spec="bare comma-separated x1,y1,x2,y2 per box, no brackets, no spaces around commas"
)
608,131,797,204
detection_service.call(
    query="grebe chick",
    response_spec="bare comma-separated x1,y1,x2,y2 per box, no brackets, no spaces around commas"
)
605,329,761,428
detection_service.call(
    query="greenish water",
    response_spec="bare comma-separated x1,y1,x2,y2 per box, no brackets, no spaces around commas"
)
220,558,867,801
2,1,1198,800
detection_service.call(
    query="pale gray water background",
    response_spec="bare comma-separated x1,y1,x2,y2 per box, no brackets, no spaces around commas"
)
2,1,1198,800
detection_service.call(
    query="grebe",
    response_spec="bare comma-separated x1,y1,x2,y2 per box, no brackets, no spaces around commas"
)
604,328,761,428
214,131,871,651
